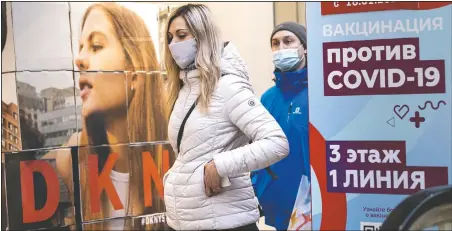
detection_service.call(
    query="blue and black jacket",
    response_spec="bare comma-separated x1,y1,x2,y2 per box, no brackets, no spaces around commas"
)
252,67,310,230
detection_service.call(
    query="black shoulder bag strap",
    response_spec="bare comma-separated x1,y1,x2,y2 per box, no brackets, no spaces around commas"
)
177,98,198,153
176,73,227,153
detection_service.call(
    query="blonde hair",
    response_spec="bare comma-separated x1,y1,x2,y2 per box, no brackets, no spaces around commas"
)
164,4,223,116
77,3,171,230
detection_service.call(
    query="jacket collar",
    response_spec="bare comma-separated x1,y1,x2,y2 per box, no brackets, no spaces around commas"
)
273,67,308,96
179,61,199,85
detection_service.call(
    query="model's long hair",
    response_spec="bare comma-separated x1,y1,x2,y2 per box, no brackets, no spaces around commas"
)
164,4,223,116
77,3,170,230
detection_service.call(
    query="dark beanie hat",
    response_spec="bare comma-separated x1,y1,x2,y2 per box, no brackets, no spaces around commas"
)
270,22,307,47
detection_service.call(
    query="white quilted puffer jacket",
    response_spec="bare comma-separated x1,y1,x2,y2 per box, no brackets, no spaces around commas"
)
165,42,289,230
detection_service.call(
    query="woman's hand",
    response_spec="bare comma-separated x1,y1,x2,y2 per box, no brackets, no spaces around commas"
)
204,160,221,197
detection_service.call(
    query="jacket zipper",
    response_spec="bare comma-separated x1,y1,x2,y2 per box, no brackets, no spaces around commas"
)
174,70,189,230
287,101,293,122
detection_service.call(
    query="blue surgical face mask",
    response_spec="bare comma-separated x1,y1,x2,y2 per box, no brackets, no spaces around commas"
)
169,38,198,69
272,46,303,72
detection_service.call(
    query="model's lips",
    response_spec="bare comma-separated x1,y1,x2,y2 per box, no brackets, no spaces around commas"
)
79,75,93,101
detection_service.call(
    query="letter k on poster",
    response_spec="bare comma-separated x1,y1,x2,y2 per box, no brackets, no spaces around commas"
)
306,2,451,230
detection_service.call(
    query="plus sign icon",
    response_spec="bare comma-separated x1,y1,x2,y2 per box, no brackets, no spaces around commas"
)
409,111,426,128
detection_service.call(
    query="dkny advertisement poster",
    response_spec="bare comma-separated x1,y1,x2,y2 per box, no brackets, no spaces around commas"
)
2,2,294,230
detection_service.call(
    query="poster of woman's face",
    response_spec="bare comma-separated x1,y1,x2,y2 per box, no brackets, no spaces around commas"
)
2,2,175,230
70,2,168,146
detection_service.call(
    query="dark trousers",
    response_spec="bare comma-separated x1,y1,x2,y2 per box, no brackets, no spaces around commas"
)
169,223,259,231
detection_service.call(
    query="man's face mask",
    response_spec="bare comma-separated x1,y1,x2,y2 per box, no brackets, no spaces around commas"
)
272,45,304,72
169,38,197,69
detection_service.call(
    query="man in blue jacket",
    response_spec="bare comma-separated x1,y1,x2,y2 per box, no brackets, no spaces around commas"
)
252,22,310,231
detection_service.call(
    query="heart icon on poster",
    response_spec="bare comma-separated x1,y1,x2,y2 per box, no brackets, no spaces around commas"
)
393,104,410,120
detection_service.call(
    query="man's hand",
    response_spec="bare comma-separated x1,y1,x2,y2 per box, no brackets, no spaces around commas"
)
204,160,221,197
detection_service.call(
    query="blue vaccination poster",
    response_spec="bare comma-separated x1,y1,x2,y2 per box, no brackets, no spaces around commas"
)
306,2,451,230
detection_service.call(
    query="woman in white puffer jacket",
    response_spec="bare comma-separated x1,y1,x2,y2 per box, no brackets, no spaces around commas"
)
163,4,289,231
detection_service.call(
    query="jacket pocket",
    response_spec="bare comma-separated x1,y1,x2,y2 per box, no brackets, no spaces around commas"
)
201,162,229,196
200,161,212,196
201,164,206,194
